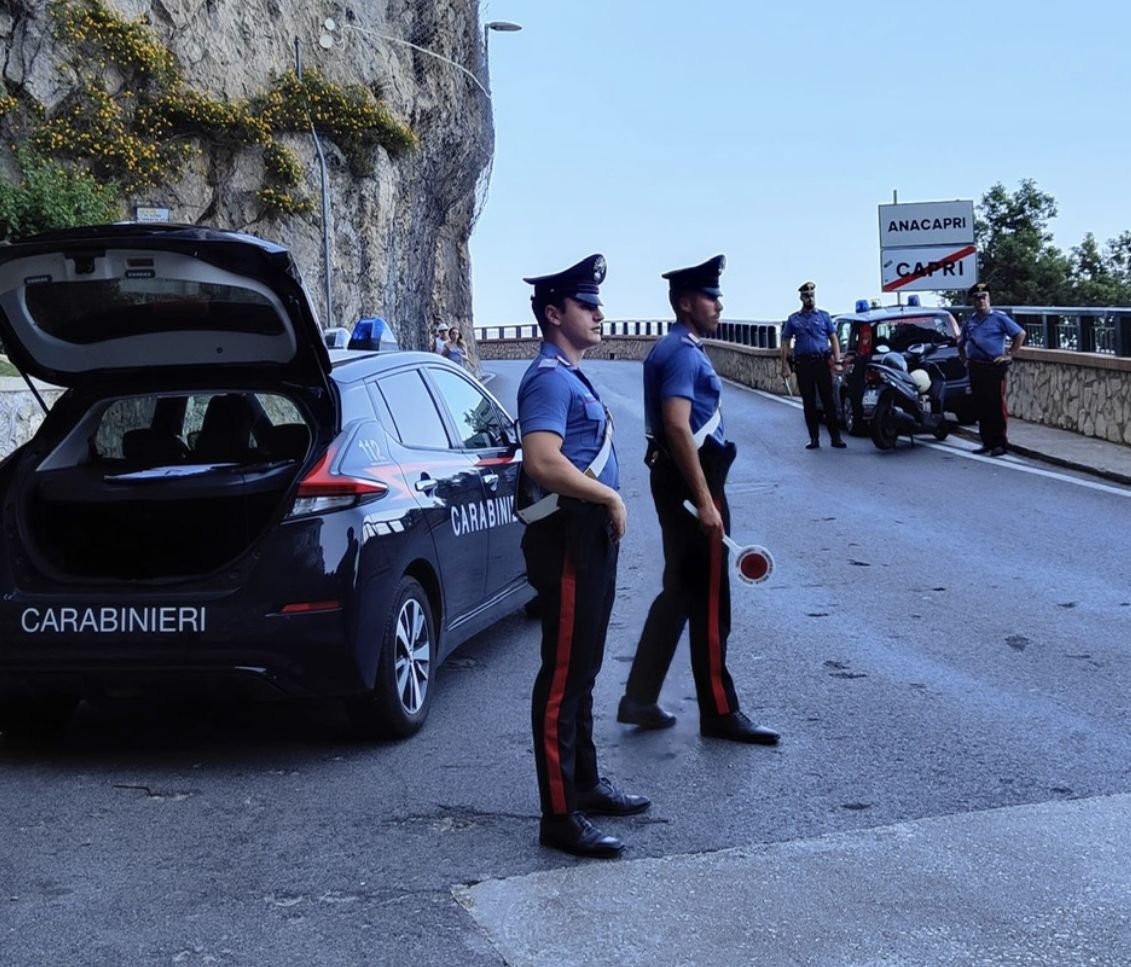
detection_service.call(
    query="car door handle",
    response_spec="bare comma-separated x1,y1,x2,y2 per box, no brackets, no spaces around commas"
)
415,475,439,493
482,473,499,491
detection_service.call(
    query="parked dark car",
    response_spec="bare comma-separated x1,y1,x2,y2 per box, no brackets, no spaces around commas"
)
831,298,974,434
0,224,530,739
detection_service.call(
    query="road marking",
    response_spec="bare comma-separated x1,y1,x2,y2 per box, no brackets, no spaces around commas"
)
745,387,1131,499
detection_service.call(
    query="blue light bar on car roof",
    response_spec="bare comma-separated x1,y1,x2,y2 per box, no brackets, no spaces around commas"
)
855,299,870,312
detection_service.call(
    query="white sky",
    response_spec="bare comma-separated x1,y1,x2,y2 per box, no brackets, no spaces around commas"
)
470,0,1130,324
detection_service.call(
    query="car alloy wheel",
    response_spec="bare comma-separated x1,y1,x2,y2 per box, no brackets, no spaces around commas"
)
843,392,867,436
391,592,431,717
346,576,436,739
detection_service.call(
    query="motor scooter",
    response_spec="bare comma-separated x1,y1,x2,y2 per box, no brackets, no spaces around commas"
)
862,342,950,450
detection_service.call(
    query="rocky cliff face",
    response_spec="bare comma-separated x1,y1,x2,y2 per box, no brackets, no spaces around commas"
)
0,0,493,353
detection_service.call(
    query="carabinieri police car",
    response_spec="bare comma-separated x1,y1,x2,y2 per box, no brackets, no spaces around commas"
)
831,296,975,434
0,224,530,739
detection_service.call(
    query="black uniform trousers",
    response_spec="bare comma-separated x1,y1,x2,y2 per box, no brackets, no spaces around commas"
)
524,503,618,818
624,441,739,719
794,354,840,441
968,359,1010,449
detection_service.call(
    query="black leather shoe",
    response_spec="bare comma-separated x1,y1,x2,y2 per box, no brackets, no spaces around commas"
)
805,439,820,450
617,696,677,730
972,445,991,454
831,437,847,448
700,711,781,745
539,812,624,859
990,445,1007,457
577,778,651,816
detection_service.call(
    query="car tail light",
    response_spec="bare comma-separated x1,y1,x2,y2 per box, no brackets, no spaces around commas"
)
287,451,388,518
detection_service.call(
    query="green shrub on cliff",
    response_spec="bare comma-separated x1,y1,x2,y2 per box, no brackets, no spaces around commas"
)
0,146,122,239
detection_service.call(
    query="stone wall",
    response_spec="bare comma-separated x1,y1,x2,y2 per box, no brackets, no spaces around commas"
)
474,339,1131,446
0,379,64,457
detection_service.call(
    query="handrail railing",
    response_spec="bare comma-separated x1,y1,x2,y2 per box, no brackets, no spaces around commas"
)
477,307,1131,357
950,306,1131,356
474,319,781,349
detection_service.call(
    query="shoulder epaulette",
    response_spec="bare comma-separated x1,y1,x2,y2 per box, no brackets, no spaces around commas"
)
537,357,560,369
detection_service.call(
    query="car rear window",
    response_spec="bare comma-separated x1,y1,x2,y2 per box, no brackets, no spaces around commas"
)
874,315,955,349
24,279,284,344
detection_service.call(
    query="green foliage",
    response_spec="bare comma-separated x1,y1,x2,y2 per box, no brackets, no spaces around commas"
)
0,145,122,239
252,69,418,177
945,180,1131,307
5,0,417,221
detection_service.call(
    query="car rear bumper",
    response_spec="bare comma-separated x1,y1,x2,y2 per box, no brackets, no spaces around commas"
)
0,609,365,700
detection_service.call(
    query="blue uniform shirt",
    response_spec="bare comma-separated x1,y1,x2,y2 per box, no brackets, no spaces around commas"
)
643,323,726,447
517,342,619,490
782,308,836,356
960,310,1023,360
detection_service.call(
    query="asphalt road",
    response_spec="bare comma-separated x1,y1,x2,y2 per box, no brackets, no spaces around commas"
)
3,359,1130,966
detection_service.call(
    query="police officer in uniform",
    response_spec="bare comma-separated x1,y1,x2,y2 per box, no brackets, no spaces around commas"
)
780,282,846,449
958,282,1025,456
517,254,650,859
617,255,780,746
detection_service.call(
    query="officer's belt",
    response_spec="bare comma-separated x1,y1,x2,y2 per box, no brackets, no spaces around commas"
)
515,416,614,524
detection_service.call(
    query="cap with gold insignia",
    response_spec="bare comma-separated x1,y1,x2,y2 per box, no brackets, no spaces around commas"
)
523,254,606,307
662,255,725,298
968,282,990,298
798,281,816,295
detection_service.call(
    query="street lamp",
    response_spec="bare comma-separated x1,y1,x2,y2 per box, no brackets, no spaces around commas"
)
484,20,523,50
295,37,334,328
337,20,507,99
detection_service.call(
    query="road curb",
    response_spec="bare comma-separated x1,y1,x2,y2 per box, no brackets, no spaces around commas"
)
952,425,1131,487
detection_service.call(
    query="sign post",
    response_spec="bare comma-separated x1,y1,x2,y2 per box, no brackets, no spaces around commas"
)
878,200,976,294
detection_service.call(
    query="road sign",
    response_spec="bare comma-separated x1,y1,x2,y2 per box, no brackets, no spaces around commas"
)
881,245,977,292
879,200,975,248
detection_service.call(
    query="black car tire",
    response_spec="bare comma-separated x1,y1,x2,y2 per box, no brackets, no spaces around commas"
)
953,403,978,426
933,417,951,441
346,576,436,740
842,392,867,436
0,693,79,740
871,395,900,450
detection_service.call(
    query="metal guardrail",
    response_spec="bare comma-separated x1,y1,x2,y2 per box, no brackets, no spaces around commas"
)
475,319,781,349
480,308,1131,357
951,306,1131,357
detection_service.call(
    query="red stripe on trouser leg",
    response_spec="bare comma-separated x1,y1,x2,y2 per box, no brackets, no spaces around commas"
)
707,506,730,714
543,551,576,815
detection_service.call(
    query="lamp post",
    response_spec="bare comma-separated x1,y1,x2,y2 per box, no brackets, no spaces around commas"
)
484,20,522,73
295,37,334,328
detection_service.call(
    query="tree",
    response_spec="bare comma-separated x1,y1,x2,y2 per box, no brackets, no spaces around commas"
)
946,180,1131,308
968,179,1073,306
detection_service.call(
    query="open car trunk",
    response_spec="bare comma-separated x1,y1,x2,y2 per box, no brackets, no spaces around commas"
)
19,389,314,580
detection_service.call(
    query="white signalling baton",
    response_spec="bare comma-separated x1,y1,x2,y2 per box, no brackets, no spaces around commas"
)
783,375,793,398
682,500,774,585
